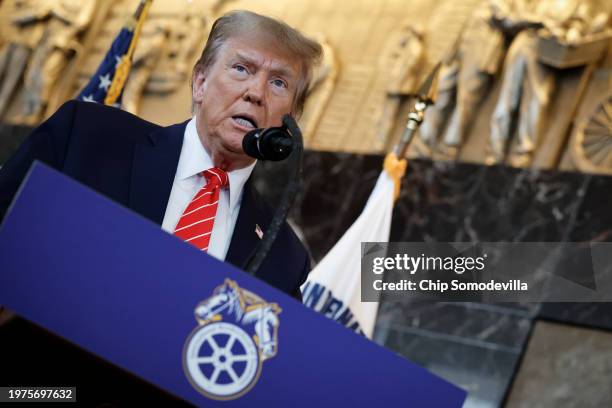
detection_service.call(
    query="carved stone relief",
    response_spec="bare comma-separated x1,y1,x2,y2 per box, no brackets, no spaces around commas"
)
0,0,608,175
0,0,99,123
571,89,612,174
298,34,338,144
489,0,611,167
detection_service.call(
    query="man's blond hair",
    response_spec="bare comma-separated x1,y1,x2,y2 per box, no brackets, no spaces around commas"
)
192,10,323,117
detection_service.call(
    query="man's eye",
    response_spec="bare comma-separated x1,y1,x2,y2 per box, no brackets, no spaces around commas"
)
272,79,287,89
233,64,247,73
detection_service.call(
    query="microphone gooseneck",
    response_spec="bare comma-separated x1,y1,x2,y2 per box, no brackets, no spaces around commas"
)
242,115,304,276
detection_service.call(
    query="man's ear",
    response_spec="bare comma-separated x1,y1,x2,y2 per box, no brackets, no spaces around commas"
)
192,70,206,103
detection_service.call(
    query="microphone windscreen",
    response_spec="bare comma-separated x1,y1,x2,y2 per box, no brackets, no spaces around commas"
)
242,127,294,161
242,129,266,160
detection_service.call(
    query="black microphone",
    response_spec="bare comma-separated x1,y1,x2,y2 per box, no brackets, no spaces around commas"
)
242,126,294,161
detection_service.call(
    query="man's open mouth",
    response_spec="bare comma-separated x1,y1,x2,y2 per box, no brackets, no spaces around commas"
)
232,115,258,129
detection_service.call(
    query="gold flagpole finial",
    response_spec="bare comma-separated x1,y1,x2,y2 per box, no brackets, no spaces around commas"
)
393,62,442,159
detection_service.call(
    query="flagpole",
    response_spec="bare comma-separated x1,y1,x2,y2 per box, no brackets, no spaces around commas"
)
393,62,441,159
104,0,153,106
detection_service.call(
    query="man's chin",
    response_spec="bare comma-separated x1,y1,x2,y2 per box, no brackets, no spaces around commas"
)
223,142,245,156
223,129,249,153
219,141,256,166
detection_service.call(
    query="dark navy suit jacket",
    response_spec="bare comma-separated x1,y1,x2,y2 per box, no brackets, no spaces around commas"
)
0,100,310,300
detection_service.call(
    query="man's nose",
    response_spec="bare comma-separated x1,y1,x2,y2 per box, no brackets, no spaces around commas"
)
243,74,266,106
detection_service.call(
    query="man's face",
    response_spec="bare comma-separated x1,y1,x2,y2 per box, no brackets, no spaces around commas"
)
192,35,301,170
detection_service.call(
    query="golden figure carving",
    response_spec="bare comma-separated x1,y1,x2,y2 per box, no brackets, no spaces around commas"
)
347,22,425,151
0,0,48,120
419,0,534,159
121,23,169,114
489,0,611,166
378,22,425,147
299,34,338,143
18,0,98,125
385,23,425,96
144,13,207,94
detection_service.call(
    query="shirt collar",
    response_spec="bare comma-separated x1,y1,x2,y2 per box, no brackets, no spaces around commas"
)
177,116,256,211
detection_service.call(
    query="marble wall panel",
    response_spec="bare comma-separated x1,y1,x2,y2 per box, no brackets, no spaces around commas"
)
254,150,612,407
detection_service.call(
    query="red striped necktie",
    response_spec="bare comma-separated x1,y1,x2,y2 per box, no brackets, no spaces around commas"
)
174,167,229,251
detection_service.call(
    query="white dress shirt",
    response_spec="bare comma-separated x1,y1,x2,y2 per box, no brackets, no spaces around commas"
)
161,117,256,261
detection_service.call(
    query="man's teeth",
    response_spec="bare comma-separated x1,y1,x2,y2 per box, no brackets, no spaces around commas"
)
234,117,255,128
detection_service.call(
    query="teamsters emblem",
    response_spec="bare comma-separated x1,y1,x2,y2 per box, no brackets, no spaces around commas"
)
183,279,281,400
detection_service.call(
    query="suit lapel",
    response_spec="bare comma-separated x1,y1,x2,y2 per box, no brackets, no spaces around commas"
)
225,177,264,271
129,122,186,225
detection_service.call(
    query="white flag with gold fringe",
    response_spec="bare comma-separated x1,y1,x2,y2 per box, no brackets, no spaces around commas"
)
301,153,406,338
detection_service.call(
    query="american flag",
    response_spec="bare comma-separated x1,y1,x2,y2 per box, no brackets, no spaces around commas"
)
76,0,151,107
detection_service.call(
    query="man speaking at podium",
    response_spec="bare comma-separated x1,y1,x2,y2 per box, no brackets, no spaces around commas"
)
0,10,322,300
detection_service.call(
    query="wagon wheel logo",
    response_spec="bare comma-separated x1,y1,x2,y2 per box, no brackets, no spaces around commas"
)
571,92,612,175
183,279,281,400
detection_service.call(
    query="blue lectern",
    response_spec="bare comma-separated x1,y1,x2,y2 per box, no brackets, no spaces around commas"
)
0,163,466,407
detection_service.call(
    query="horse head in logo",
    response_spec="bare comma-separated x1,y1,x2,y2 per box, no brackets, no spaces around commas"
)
194,279,245,324
242,303,282,360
